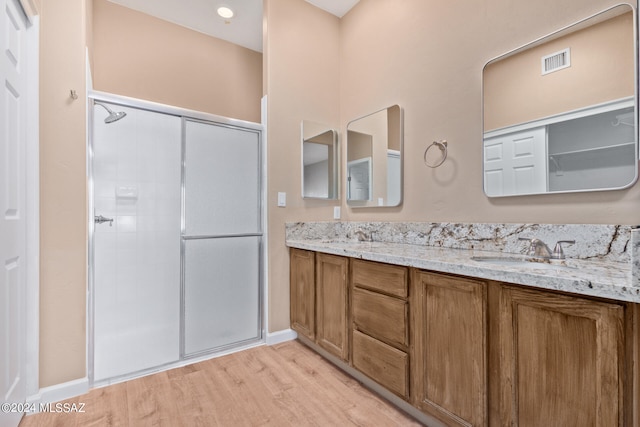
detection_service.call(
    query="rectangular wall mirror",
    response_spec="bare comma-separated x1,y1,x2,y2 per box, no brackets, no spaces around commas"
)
302,120,338,199
347,105,403,207
482,4,638,197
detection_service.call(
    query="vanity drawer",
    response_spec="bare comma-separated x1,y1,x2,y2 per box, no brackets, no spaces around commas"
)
353,287,408,348
352,330,409,399
352,259,407,298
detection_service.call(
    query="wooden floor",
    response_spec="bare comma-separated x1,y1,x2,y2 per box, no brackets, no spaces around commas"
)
20,340,421,426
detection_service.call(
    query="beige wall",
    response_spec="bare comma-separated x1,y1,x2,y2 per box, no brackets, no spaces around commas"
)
38,0,263,388
92,0,262,122
264,0,341,332
347,131,373,161
39,0,89,387
265,0,640,332
38,0,640,387
339,0,640,225
484,10,634,131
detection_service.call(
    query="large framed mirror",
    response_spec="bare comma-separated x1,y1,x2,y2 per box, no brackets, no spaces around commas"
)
482,4,638,197
302,120,338,199
346,105,403,207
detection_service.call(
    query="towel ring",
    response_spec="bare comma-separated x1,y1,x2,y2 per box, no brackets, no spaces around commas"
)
424,140,448,168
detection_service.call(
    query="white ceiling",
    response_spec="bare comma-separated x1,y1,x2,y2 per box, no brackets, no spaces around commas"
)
107,0,360,53
304,0,359,18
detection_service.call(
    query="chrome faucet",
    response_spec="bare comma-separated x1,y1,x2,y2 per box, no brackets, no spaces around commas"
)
354,230,371,242
518,237,553,259
519,237,576,260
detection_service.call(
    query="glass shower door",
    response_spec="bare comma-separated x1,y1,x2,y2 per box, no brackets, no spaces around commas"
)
92,103,182,382
183,119,262,356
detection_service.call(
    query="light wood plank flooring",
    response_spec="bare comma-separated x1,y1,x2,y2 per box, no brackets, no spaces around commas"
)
20,340,421,426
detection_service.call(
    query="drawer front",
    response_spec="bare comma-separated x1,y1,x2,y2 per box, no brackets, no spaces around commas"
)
352,259,407,298
352,330,408,399
353,287,408,348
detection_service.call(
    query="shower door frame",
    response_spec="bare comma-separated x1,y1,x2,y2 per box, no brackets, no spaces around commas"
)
87,90,266,386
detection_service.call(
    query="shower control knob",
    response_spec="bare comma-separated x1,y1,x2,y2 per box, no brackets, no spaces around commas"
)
95,215,114,227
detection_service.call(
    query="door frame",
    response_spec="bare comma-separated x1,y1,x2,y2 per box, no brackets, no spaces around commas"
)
0,0,40,413
24,9,39,403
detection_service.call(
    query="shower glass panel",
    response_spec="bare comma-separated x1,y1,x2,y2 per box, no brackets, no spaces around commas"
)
183,119,262,356
92,103,181,382
184,236,260,354
183,120,261,235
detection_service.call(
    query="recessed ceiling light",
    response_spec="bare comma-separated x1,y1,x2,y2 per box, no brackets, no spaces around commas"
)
217,6,234,19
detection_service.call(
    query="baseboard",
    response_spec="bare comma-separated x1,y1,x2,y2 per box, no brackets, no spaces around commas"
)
23,331,295,412
266,328,297,345
295,336,446,427
25,377,89,414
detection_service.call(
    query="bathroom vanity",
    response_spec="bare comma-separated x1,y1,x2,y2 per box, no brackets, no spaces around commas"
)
287,222,640,426
288,7,640,423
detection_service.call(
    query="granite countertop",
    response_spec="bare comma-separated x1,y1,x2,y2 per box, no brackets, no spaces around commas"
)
286,239,639,303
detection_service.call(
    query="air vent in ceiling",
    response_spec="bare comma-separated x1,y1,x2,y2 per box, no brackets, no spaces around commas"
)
541,48,571,75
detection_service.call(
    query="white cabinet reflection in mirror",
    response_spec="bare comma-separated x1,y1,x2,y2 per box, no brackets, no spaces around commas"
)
484,100,636,196
482,4,638,197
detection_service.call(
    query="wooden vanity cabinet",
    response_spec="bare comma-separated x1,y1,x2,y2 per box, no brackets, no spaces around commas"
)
495,284,628,426
289,248,316,341
351,259,410,399
290,249,638,425
411,270,488,427
290,250,349,361
410,271,632,427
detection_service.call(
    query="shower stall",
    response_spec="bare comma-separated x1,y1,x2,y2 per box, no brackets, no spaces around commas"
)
89,93,264,384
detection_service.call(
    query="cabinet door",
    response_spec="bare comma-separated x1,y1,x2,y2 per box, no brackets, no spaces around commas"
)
316,253,349,361
412,271,488,426
498,285,624,426
289,249,315,341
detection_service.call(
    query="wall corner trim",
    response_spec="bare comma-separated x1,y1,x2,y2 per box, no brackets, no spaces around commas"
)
25,377,89,413
266,329,297,346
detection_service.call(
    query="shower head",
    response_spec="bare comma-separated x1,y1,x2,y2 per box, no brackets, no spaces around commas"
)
94,101,127,124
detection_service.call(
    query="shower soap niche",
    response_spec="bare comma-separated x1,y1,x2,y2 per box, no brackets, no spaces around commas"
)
116,185,138,199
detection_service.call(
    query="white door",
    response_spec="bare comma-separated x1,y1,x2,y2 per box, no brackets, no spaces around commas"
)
347,158,372,201
1,0,29,425
483,126,547,196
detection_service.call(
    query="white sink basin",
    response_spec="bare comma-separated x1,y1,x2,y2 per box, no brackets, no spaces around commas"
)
470,256,575,270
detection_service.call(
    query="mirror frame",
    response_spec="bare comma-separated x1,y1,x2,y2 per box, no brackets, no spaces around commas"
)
301,120,339,200
346,105,403,208
481,3,639,197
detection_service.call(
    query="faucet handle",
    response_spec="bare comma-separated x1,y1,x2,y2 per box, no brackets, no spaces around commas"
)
552,240,575,260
